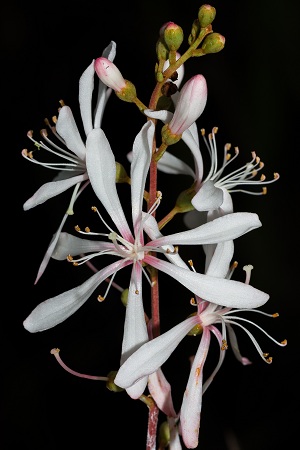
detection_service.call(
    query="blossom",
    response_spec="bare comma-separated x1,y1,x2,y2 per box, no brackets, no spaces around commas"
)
114,264,287,448
24,117,267,400
21,41,117,282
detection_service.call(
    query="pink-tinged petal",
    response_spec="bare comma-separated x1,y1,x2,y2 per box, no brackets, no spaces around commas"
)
23,173,88,210
148,369,177,417
168,75,207,136
94,57,126,92
157,151,195,177
51,232,115,260
180,328,211,449
114,316,198,389
56,106,86,160
204,241,234,278
78,60,95,136
86,128,133,242
145,255,269,308
147,212,262,247
120,263,149,399
34,213,68,284
130,122,154,233
192,180,223,211
23,259,132,333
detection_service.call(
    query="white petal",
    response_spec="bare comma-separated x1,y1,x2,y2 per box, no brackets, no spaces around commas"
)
130,122,154,232
78,60,95,136
86,128,133,242
114,316,197,389
145,255,269,308
157,151,195,177
144,108,172,123
181,128,204,186
56,106,86,160
204,241,234,277
23,260,131,333
35,213,68,284
148,212,262,247
23,173,88,210
120,264,149,399
192,180,224,211
51,232,115,260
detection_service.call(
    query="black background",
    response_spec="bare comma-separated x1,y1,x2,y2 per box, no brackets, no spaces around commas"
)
3,1,298,449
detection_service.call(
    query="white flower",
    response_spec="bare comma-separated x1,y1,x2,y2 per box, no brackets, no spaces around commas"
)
24,119,267,401
21,41,117,282
113,263,286,448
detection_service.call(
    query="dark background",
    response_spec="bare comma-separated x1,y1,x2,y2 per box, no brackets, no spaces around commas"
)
3,1,298,449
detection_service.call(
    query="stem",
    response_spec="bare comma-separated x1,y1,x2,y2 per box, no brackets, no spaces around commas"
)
140,396,160,450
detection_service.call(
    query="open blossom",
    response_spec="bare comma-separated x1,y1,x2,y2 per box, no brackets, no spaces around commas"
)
24,117,268,398
114,263,287,448
21,41,117,283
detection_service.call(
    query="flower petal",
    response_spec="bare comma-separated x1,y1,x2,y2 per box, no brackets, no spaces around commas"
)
148,368,177,417
23,259,131,333
56,106,86,160
23,173,88,210
51,232,115,260
157,151,195,177
192,180,224,211
204,240,234,277
180,328,211,448
114,316,198,389
147,212,261,247
145,255,269,308
86,128,133,242
78,60,95,136
130,121,154,232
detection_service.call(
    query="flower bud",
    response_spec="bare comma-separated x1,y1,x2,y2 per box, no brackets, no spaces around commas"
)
106,371,124,392
201,32,225,54
94,57,137,102
198,4,216,28
164,74,207,140
160,21,184,51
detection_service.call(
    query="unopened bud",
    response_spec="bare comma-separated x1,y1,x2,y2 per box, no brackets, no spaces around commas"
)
95,57,137,102
198,4,216,28
201,32,225,54
161,21,184,51
156,38,169,61
165,74,207,138
106,371,124,392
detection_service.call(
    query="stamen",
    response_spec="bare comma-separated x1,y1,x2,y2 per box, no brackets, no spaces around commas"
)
221,339,228,350
50,348,108,381
243,264,253,284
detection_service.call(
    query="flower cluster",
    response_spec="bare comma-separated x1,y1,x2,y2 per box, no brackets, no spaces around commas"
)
22,4,286,450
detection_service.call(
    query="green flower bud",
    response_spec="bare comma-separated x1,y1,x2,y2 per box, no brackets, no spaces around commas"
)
121,288,129,307
161,123,182,146
161,22,184,51
106,371,124,392
201,32,225,54
115,162,129,183
156,38,169,61
175,185,196,213
158,421,170,448
198,4,216,28
188,19,201,45
116,80,137,102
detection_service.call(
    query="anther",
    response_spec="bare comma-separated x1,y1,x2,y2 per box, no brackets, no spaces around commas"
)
262,187,267,195
274,172,280,180
59,99,65,107
75,225,81,232
50,348,60,355
190,297,197,306
40,129,48,138
272,313,279,318
98,295,105,302
135,289,139,294
225,143,231,151
260,174,266,181
91,206,98,212
201,128,205,136
281,339,287,345
212,126,218,134
85,227,91,233
67,255,73,262
221,339,228,350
